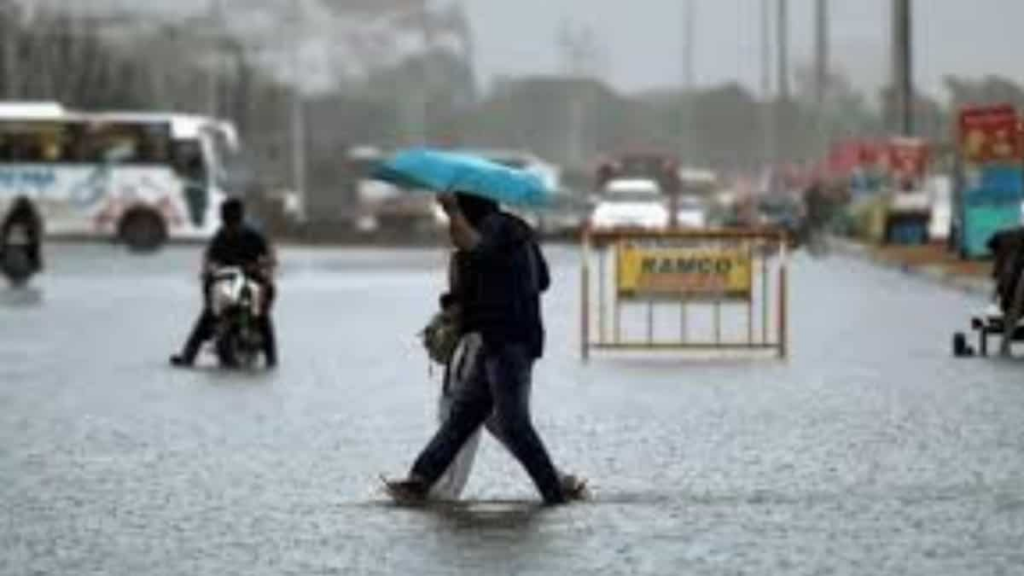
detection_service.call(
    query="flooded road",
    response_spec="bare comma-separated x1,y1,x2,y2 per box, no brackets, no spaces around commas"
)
1,244,1023,575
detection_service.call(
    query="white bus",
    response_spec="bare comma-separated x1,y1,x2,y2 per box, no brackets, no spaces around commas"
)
0,102,238,251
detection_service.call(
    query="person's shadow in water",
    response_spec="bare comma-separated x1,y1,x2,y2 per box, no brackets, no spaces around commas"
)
371,498,556,536
0,286,44,308
176,362,278,385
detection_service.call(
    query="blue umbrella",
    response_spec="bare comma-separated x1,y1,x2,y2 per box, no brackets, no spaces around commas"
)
372,148,551,207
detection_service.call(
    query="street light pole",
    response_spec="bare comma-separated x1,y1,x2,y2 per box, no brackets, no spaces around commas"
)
682,0,694,91
814,0,830,156
207,0,224,118
892,0,914,136
681,0,694,163
777,0,789,102
760,0,773,175
290,0,307,211
814,0,829,107
772,0,789,172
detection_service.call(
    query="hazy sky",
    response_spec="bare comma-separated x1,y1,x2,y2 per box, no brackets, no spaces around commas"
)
460,0,1024,99
39,0,1024,100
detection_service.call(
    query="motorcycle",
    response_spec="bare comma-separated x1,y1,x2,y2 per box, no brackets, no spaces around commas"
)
1,223,38,288
208,266,266,368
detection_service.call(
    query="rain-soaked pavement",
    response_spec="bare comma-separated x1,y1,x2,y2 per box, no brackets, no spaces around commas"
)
1,243,1023,575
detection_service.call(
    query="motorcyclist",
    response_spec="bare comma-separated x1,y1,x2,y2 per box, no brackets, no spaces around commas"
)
170,198,278,368
0,195,44,273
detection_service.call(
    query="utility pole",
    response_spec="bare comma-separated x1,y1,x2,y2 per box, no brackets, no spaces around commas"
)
681,0,695,163
760,0,773,177
892,0,913,136
682,0,695,91
814,0,830,157
773,0,789,171
760,0,771,99
814,0,829,107
207,0,224,118
777,0,789,102
290,0,307,210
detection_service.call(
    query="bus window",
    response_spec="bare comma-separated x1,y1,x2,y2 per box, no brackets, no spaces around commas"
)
139,124,171,164
81,123,132,163
0,121,75,162
78,122,171,164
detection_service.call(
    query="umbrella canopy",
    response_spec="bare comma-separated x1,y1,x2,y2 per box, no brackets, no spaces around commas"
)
372,148,551,207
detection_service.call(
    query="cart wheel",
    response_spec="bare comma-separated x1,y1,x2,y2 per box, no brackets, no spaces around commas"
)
953,332,970,357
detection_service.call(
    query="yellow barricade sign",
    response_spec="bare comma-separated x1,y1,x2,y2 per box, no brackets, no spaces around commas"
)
616,242,752,300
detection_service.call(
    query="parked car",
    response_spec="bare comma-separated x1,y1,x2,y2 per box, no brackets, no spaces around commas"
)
675,195,708,229
589,178,669,230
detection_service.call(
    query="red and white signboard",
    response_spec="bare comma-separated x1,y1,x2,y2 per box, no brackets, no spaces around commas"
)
888,137,930,180
958,104,1021,165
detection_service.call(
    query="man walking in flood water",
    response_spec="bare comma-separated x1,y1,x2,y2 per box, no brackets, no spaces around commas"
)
385,192,580,505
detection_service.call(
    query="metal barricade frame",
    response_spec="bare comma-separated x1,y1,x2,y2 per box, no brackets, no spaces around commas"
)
580,227,790,361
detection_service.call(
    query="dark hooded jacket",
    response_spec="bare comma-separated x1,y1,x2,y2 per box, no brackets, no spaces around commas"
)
456,211,550,358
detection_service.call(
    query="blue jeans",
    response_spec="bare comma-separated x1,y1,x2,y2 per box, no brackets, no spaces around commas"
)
411,343,565,504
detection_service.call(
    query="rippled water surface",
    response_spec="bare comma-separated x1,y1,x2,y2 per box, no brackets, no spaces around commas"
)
1,244,1023,575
